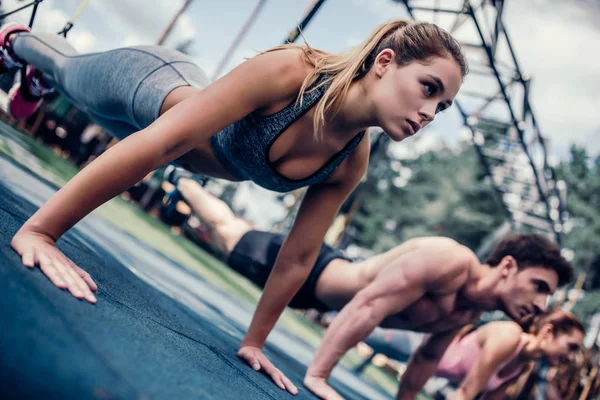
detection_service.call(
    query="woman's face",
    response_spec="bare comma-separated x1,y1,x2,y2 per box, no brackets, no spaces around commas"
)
369,50,463,142
541,327,584,366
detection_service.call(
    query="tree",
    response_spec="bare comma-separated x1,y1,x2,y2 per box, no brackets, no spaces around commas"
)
557,146,600,272
557,146,600,323
348,138,506,253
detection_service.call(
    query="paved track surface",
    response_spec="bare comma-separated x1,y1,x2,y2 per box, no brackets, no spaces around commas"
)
0,153,391,400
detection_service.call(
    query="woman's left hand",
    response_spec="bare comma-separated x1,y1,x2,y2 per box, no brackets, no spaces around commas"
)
237,345,298,395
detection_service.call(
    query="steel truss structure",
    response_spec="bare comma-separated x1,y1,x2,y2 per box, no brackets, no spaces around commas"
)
285,0,567,243
397,0,566,242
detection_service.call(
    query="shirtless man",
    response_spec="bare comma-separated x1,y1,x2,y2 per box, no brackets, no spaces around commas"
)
173,175,573,400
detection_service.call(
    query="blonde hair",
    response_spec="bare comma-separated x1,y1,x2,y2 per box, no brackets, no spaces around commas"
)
530,308,585,337
264,20,468,140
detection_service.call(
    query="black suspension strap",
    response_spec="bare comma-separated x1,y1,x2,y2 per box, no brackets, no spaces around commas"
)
0,0,44,20
0,0,89,91
18,0,45,93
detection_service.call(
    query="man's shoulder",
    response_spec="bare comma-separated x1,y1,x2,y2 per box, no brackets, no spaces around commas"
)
452,243,479,271
421,237,478,274
379,237,478,288
409,238,478,292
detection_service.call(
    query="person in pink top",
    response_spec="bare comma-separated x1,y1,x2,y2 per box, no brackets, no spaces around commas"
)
436,308,584,400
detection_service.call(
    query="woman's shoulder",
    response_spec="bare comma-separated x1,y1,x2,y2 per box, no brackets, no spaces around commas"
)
249,47,314,90
480,321,524,347
213,47,314,114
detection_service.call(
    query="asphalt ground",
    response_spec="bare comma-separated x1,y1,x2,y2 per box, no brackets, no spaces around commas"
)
0,122,394,400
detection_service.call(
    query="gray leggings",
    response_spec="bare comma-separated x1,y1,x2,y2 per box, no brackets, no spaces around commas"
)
12,33,210,139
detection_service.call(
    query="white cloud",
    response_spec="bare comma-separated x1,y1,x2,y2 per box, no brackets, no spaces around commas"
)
166,13,196,46
88,0,196,48
503,0,600,156
351,0,410,20
350,0,600,156
2,0,97,51
122,33,143,47
68,30,96,53
3,0,68,32
3,0,597,157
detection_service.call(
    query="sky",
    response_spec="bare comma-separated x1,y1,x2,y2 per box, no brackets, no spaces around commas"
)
2,0,599,226
3,0,599,158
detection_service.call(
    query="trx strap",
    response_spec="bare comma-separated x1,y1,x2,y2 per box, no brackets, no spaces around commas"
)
0,0,44,20
57,0,89,37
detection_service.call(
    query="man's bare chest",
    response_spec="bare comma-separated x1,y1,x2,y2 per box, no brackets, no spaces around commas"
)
381,293,478,332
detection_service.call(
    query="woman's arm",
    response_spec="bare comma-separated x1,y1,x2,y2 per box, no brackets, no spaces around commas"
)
480,380,514,400
451,323,523,400
396,328,462,400
11,49,309,301
238,140,369,394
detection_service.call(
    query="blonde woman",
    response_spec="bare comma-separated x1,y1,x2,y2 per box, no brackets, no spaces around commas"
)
3,19,466,393
435,308,584,400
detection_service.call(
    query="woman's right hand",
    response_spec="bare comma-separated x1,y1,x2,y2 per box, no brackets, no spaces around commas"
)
11,229,97,303
303,376,344,400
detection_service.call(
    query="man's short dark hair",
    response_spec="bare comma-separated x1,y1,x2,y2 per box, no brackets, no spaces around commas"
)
486,233,573,287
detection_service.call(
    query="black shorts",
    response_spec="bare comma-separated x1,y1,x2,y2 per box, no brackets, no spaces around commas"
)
226,231,349,311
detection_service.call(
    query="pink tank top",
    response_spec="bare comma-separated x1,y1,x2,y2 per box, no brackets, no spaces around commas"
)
436,330,528,392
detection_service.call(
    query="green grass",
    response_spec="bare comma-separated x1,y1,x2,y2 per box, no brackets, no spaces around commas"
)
0,122,435,399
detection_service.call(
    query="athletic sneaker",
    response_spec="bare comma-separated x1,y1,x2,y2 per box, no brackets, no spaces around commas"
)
0,22,54,119
7,65,54,120
161,187,184,222
0,22,30,73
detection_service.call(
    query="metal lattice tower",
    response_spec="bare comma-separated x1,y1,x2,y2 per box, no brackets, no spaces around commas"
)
281,0,567,243
394,0,566,243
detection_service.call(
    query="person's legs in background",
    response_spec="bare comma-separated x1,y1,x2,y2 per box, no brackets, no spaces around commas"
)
176,177,253,255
